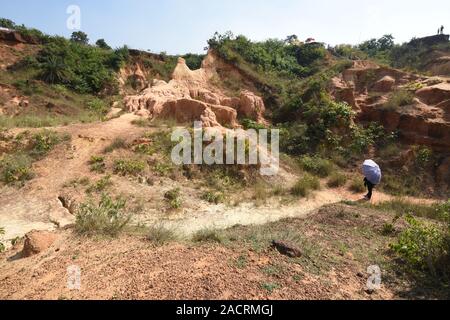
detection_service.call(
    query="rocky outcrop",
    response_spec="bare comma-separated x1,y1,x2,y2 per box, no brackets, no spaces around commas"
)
372,76,396,92
0,29,41,45
416,84,450,105
118,62,149,92
331,61,450,152
21,230,59,257
124,53,267,128
331,60,450,189
239,90,267,124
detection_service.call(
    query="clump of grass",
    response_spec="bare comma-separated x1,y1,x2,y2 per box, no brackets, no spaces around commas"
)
291,174,321,197
192,229,223,243
89,156,106,173
235,255,248,269
86,175,113,193
383,89,415,110
147,225,177,246
0,153,34,186
113,159,145,176
140,130,176,158
103,138,127,153
201,191,224,204
75,194,131,237
260,282,280,293
29,130,70,158
252,182,270,204
164,188,182,209
298,155,334,178
371,199,448,222
327,172,347,188
154,162,173,176
382,223,396,236
348,177,365,193
63,177,90,188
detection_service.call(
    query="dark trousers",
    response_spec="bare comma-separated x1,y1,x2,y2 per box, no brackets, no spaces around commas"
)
364,178,375,199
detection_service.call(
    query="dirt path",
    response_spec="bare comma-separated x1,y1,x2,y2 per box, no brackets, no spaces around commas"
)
152,187,436,237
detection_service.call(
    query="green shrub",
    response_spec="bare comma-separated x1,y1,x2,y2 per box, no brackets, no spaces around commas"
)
0,153,34,186
89,156,106,173
29,130,68,158
201,191,224,204
154,163,173,177
86,175,113,193
75,194,130,237
327,172,347,188
348,177,365,193
382,223,396,236
147,225,177,246
383,90,415,110
415,147,433,168
242,119,267,130
299,155,334,177
182,53,205,70
291,174,321,197
164,188,182,209
350,123,386,155
87,98,109,115
390,215,448,276
113,159,145,176
192,229,223,243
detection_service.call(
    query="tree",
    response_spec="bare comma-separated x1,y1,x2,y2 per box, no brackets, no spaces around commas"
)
96,39,111,50
70,31,89,45
285,34,299,45
0,18,16,29
40,55,69,84
378,34,395,51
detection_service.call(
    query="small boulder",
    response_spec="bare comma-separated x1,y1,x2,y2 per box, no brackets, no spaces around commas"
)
372,76,396,92
22,230,59,257
271,240,302,258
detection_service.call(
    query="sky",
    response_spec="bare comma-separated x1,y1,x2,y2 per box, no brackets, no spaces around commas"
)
2,0,449,54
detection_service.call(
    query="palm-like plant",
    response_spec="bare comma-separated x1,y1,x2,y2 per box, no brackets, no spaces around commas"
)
40,56,69,84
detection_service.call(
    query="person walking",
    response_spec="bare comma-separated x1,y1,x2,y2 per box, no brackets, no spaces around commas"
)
362,160,382,201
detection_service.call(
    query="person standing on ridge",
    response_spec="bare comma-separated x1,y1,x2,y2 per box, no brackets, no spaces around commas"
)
362,160,382,201
441,25,445,34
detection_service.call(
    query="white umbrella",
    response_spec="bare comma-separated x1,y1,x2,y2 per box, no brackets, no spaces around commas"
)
363,160,382,185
